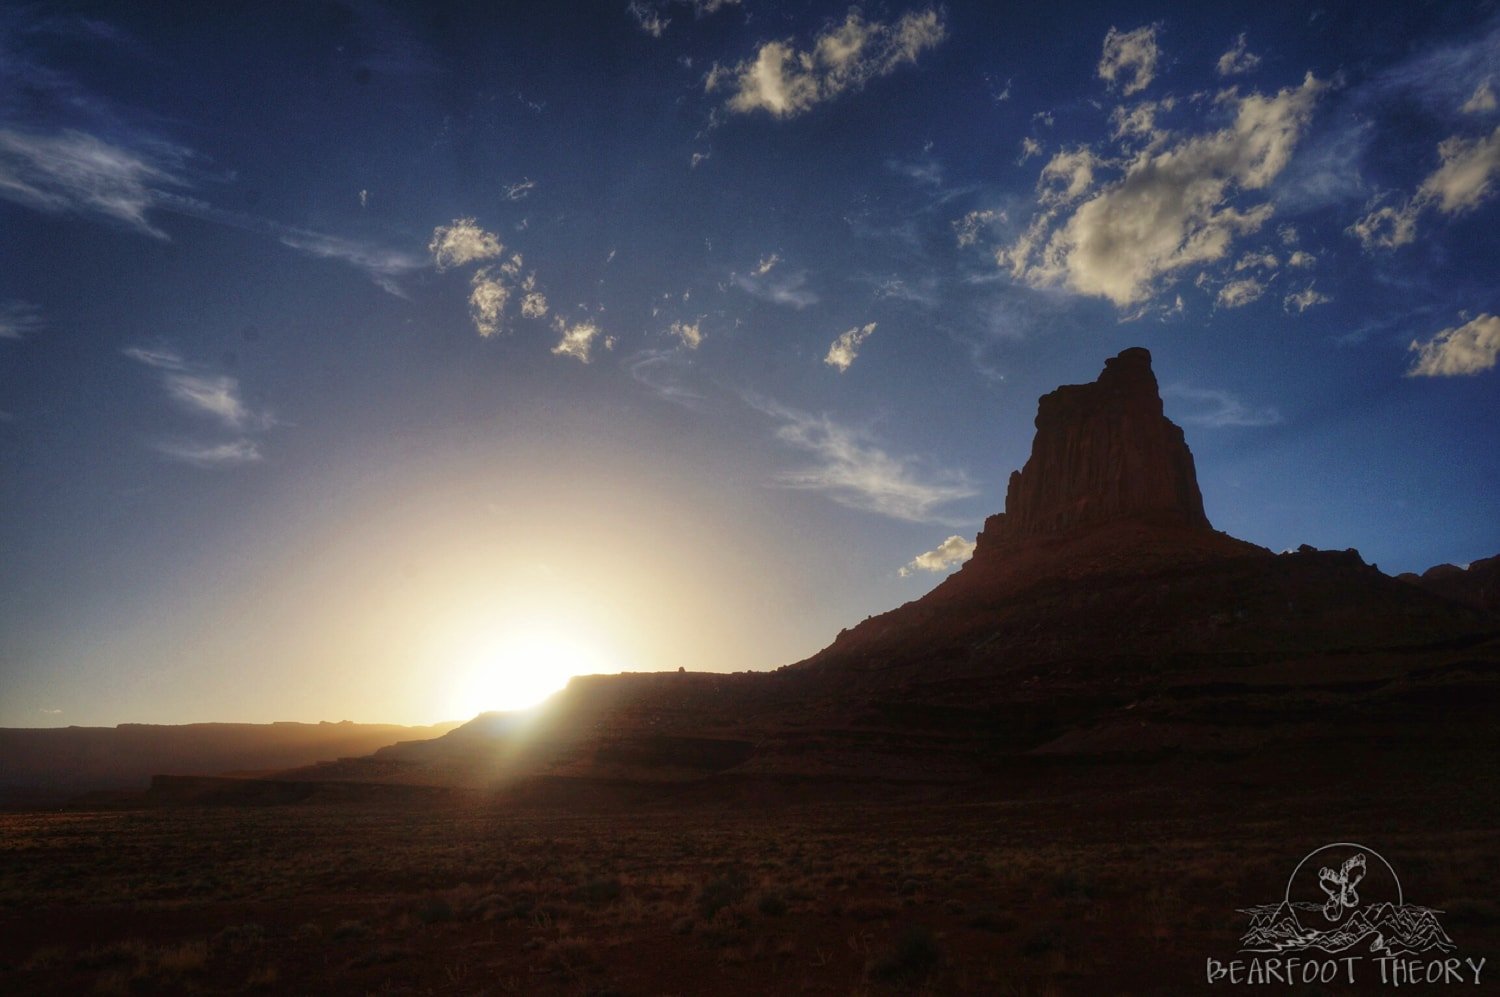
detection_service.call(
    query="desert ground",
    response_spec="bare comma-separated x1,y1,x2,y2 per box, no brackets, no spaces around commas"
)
4,744,1496,996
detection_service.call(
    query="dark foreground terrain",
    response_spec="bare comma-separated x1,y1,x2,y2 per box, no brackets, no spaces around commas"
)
2,746,1497,996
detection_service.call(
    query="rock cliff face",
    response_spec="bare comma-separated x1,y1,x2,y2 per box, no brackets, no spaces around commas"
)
975,347,1210,553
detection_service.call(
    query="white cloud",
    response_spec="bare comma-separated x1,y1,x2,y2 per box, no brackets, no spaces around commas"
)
0,300,44,340
1233,251,1279,271
710,6,945,118
1462,79,1497,114
1097,24,1160,97
953,208,1004,248
1216,33,1262,77
628,0,669,36
1000,73,1326,307
1037,147,1101,205
1407,313,1500,376
463,255,548,336
428,217,504,269
1287,249,1315,267
1350,126,1500,249
0,127,187,238
469,268,510,337
1163,385,1281,427
1018,136,1043,163
1216,276,1266,309
1284,284,1331,313
155,439,263,467
552,317,611,363
753,253,780,276
899,535,975,576
732,266,818,308
824,322,875,372
1109,99,1172,143
756,401,976,523
669,319,703,349
520,273,549,319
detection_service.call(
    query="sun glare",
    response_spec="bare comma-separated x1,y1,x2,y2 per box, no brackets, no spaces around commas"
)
448,628,615,717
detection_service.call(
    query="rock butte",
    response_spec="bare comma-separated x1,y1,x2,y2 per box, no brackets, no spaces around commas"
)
978,346,1210,548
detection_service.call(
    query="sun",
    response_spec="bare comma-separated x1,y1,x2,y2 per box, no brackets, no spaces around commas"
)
447,627,615,717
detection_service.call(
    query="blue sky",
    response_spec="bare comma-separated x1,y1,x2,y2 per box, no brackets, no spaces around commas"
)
2,1,1498,726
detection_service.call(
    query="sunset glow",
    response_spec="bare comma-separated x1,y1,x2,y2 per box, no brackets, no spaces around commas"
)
447,627,617,715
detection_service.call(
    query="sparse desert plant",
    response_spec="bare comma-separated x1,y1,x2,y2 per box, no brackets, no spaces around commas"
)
246,963,279,990
331,919,370,942
574,875,623,906
755,888,788,916
865,923,942,983
697,873,747,919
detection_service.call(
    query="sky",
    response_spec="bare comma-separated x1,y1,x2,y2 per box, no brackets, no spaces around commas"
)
3,0,1499,727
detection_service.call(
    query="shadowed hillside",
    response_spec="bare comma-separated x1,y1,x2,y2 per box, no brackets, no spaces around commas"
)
0,721,460,807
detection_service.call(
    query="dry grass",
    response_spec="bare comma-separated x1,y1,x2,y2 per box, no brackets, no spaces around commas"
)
1,790,1497,995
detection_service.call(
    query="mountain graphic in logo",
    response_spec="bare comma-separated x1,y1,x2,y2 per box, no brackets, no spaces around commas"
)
1239,843,1456,956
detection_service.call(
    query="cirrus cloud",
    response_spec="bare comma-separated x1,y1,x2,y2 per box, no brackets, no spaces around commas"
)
753,399,976,523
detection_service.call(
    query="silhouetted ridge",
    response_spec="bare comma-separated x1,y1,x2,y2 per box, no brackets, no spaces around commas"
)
975,347,1210,552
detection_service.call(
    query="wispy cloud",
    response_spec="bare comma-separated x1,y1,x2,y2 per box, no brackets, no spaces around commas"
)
754,400,976,523
503,178,536,201
732,265,818,308
824,322,876,372
154,439,263,467
124,345,274,465
1407,313,1500,376
630,0,741,37
1163,385,1281,427
628,348,705,408
0,127,188,238
0,300,44,340
1216,33,1261,77
1098,24,1161,97
279,229,425,296
1283,283,1331,313
899,535,975,576
1462,79,1497,115
708,6,945,118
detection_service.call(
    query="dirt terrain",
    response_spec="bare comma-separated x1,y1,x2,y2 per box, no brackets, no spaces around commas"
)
2,749,1497,996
